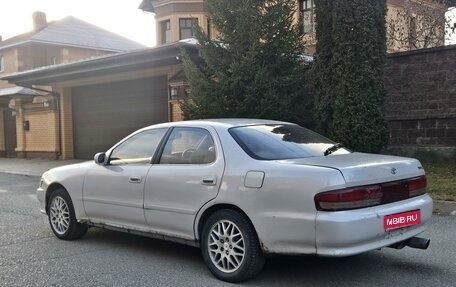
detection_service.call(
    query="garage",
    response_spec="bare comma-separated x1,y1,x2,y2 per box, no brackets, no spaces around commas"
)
1,42,200,159
72,76,168,159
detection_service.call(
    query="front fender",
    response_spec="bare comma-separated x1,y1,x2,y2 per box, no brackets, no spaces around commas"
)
40,161,93,220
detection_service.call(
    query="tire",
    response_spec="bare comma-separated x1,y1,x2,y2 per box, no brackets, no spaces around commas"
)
201,209,265,282
47,188,87,240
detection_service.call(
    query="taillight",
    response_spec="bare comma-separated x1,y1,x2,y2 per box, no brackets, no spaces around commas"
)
315,176,427,211
408,176,427,197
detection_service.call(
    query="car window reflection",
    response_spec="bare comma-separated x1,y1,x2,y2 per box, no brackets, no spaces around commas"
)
159,127,216,165
109,128,167,165
230,124,350,160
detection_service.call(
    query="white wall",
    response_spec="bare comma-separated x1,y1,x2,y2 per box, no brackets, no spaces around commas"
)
446,7,456,45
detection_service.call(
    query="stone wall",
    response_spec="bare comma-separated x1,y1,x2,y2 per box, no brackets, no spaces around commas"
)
384,45,456,147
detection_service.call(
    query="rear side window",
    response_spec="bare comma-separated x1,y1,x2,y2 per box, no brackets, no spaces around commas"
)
229,124,350,160
159,127,216,164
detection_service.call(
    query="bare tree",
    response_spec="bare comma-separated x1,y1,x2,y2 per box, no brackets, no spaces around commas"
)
387,0,452,52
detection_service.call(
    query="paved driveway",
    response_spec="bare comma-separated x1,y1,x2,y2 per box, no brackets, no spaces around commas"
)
0,173,455,286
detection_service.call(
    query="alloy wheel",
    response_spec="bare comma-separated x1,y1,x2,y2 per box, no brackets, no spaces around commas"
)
49,196,70,235
208,219,245,273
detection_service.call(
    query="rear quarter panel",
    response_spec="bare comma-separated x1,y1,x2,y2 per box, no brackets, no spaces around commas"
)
196,127,346,254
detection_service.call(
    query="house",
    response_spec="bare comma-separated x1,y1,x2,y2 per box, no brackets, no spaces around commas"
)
0,12,145,158
0,1,450,160
1,42,199,159
139,0,449,53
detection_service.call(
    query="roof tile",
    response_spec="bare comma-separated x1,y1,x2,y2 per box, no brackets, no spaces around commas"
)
0,16,145,51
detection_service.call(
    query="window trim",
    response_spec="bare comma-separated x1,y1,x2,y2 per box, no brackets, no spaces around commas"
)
179,17,198,40
160,19,171,44
300,0,315,35
0,55,4,72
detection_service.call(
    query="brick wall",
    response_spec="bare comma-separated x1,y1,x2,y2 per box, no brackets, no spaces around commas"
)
384,45,456,147
61,46,113,63
24,110,58,152
170,101,184,122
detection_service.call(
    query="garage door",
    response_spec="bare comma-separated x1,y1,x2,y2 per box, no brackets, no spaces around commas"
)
72,77,168,159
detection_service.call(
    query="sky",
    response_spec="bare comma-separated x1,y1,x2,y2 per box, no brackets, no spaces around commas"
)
0,0,156,47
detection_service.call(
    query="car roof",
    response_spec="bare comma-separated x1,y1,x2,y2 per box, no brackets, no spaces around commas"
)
145,118,291,130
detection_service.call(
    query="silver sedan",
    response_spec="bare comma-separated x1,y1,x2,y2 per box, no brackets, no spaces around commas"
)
37,119,433,282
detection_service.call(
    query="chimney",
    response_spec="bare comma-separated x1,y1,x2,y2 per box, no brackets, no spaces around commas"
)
32,11,47,31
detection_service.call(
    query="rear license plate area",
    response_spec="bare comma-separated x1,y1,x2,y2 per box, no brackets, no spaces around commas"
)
383,210,421,231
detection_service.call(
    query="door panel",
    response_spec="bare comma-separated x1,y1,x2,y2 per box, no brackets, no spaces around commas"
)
144,127,225,240
83,164,150,228
83,128,167,228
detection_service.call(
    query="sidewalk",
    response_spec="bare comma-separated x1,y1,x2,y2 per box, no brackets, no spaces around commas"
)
0,158,84,177
0,158,454,215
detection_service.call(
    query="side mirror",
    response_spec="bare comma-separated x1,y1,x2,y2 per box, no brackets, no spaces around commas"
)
94,152,107,165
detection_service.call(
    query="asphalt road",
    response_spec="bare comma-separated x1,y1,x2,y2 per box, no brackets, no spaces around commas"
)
0,173,455,287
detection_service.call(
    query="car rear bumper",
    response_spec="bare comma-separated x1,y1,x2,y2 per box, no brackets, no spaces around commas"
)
315,194,433,257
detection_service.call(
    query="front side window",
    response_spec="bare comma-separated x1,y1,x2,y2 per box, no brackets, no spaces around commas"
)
179,18,198,40
300,0,315,34
0,55,4,72
230,124,350,160
160,127,216,164
109,128,167,165
160,20,171,44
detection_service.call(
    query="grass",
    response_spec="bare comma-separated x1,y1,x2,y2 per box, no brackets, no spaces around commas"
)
422,161,456,201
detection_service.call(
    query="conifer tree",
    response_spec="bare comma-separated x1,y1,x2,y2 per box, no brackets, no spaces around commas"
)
313,0,389,152
181,0,314,127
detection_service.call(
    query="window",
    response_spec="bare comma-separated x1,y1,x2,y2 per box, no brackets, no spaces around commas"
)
229,124,350,160
206,17,212,39
179,18,198,40
300,0,315,34
408,16,417,48
109,128,167,165
160,127,216,164
160,20,171,44
0,55,4,72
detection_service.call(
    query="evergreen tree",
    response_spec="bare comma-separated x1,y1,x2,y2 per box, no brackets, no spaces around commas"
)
313,0,389,153
181,0,314,127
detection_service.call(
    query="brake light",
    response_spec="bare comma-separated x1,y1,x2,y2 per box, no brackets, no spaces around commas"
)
315,176,427,211
408,176,427,197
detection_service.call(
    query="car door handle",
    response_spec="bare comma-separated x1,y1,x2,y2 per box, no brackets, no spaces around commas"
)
201,176,217,186
129,176,142,183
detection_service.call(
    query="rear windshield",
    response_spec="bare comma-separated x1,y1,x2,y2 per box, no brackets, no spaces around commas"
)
229,124,350,160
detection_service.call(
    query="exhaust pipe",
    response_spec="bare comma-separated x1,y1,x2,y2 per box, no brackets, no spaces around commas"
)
388,237,430,250
405,237,430,250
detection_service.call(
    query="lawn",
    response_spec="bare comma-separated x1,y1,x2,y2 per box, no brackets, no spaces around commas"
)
422,161,456,201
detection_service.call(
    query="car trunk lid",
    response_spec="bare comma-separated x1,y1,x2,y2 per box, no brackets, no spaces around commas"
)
277,152,425,186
